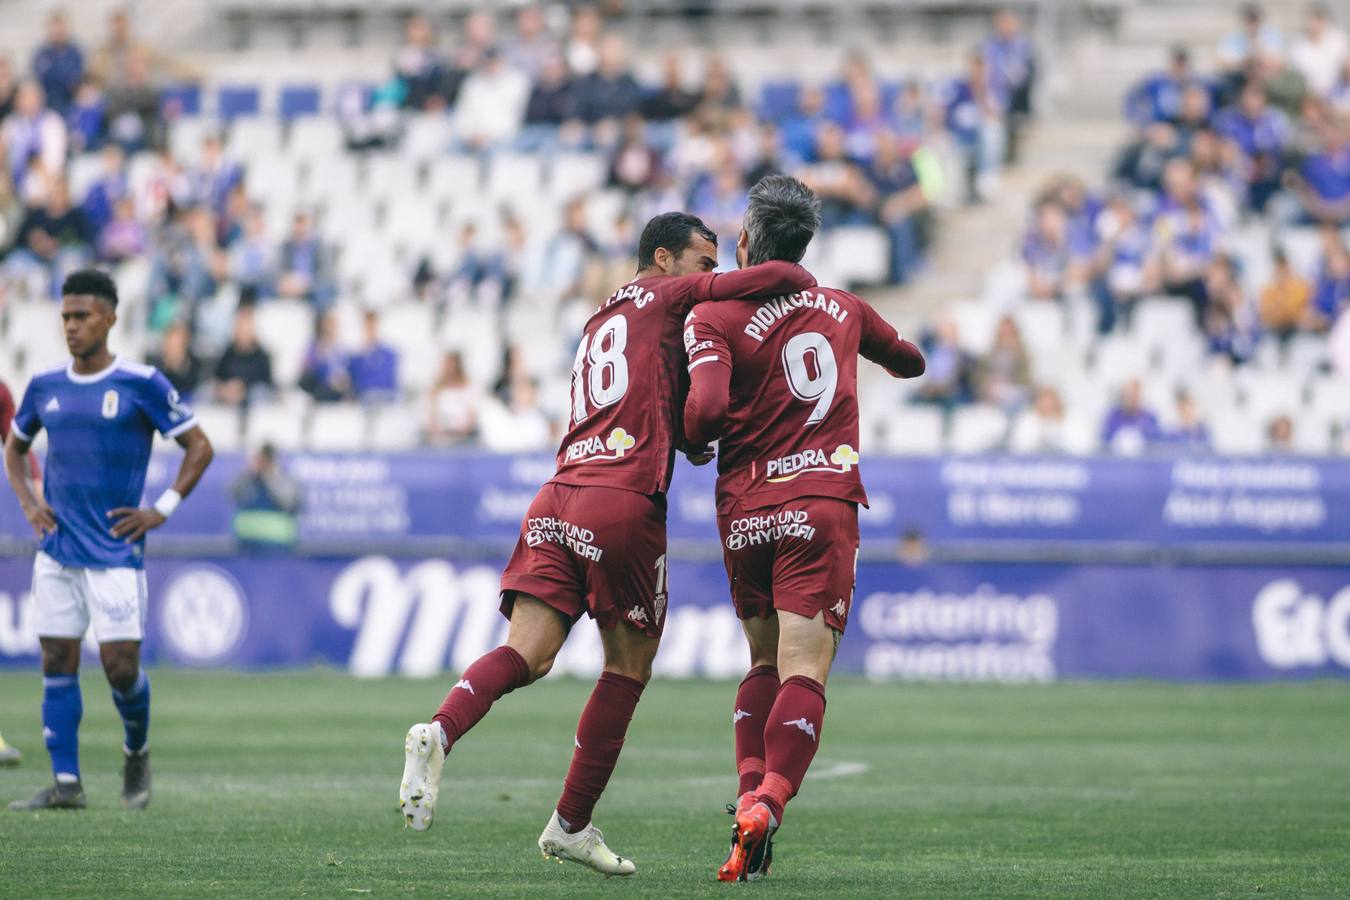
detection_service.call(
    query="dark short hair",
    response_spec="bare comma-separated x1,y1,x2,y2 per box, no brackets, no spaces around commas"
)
61,269,118,308
743,175,821,266
636,212,717,270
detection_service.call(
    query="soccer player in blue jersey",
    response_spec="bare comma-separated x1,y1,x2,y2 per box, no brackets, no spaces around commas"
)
4,269,214,811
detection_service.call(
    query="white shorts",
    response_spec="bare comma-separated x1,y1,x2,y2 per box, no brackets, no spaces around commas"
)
31,551,148,643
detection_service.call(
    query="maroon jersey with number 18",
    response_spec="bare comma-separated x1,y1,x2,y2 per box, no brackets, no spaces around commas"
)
550,260,814,497
683,285,925,513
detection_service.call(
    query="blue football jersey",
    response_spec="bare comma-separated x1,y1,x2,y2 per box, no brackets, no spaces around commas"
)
12,357,197,569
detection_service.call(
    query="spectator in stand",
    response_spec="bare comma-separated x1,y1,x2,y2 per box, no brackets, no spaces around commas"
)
503,4,559,80
1265,413,1296,452
451,11,499,74
97,196,147,262
230,443,302,553
870,131,929,284
975,315,1033,411
90,8,199,89
565,5,603,77
1155,160,1225,318
189,134,243,221
432,221,506,307
1163,390,1211,452
31,10,83,116
699,54,743,114
1126,45,1202,129
983,9,1036,163
228,203,276,296
1022,198,1087,300
797,123,875,228
1091,191,1158,332
6,178,91,286
1214,81,1290,211
781,85,828,163
215,304,274,407
65,78,105,153
1218,4,1285,83
1258,247,1313,343
1202,255,1261,364
453,48,530,150
573,35,643,129
1009,385,1073,454
1119,74,1214,192
914,317,975,407
1103,377,1162,456
426,351,480,446
276,211,335,307
1291,3,1348,98
531,196,598,305
1189,127,1244,227
522,52,577,132
480,376,553,453
79,143,126,236
1286,112,1350,225
299,311,352,404
890,80,931,142
608,115,661,193
147,320,203,400
745,122,786,187
349,310,400,404
842,80,889,163
945,49,1006,204
146,205,224,328
2,80,67,184
0,57,17,120
1334,57,1350,112
103,48,162,154
644,52,698,121
1309,225,1350,329
393,13,454,111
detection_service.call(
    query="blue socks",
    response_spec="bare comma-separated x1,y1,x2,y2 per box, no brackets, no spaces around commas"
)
42,674,82,781
111,669,151,754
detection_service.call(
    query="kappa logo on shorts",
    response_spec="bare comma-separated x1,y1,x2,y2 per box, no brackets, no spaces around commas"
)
765,444,860,483
831,599,848,621
627,607,649,626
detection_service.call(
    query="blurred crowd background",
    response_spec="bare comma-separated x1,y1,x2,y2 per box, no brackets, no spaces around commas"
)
0,0,1346,457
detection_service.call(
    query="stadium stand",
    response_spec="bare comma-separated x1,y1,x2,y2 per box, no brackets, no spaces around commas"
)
0,1,1346,456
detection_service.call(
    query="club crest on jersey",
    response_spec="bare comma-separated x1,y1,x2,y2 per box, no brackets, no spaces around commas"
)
564,427,638,464
764,443,860,483
102,390,119,419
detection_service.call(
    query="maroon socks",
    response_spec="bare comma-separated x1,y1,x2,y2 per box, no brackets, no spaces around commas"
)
432,646,532,752
555,672,646,833
733,665,781,796
754,674,827,824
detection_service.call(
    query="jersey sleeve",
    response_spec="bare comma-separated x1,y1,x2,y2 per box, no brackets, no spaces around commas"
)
10,381,42,443
856,297,926,378
677,260,817,313
682,308,734,445
139,369,199,438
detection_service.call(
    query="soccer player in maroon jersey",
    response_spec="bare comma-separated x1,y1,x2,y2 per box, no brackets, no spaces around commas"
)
397,212,811,876
683,176,925,881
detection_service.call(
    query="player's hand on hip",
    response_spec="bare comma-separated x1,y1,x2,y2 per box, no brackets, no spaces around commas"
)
107,507,167,542
22,501,58,537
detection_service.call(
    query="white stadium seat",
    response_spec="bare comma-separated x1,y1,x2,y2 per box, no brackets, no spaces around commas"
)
485,153,544,205
1237,369,1305,422
227,116,283,164
168,117,219,168
402,113,454,161
948,300,999,357
370,402,424,451
549,153,607,200
287,117,343,162
947,405,1009,454
879,405,944,455
1013,302,1065,360
308,403,369,451
244,401,306,451
254,300,316,389
191,404,243,453
67,153,105,205
427,155,482,203
1208,406,1263,456
826,226,890,286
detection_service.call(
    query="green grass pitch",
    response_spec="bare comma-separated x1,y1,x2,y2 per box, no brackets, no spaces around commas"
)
0,670,1347,898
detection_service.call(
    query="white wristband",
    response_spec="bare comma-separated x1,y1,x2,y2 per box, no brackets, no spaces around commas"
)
153,489,182,519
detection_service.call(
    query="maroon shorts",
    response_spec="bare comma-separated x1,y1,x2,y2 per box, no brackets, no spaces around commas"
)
717,496,859,633
500,482,668,637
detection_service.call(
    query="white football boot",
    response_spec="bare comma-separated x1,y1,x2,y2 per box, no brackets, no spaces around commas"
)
399,723,445,831
538,810,636,877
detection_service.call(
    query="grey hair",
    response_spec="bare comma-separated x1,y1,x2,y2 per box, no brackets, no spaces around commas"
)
743,174,821,266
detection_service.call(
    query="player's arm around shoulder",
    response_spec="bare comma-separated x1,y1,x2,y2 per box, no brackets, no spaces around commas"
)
682,307,734,448
848,291,926,379
687,260,817,307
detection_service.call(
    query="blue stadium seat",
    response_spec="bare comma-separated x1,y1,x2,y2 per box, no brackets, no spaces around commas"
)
279,85,321,121
218,85,261,121
159,83,201,117
757,80,801,120
822,80,852,122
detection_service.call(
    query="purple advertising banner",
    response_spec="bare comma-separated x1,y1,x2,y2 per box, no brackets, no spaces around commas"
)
2,452,1349,548
1,555,1347,681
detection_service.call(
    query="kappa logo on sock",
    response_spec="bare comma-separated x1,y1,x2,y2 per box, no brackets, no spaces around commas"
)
453,679,475,695
733,708,752,724
784,717,817,742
